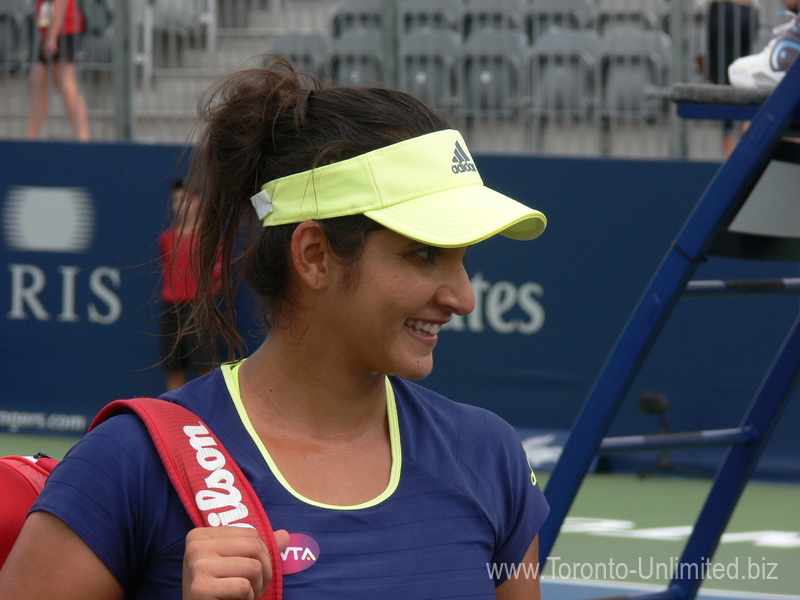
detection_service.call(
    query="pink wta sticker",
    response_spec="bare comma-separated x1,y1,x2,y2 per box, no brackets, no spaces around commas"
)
280,533,320,575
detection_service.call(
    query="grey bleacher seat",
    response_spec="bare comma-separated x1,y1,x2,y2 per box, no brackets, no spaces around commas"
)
142,0,215,71
0,0,33,70
595,0,667,35
597,27,671,120
528,27,600,118
331,0,383,38
80,29,115,72
269,32,332,81
329,27,385,85
79,0,115,72
398,29,460,115
461,0,525,41
525,0,596,45
0,12,22,68
456,29,528,119
153,0,202,36
398,0,461,34
80,0,113,36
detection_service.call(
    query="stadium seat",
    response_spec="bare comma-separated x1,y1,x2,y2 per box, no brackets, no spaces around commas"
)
269,32,332,81
596,27,671,120
329,27,385,85
398,28,460,116
461,0,525,41
398,0,461,35
456,28,528,119
528,27,600,118
76,0,114,73
0,0,33,70
595,0,667,35
80,29,115,72
524,0,596,46
0,12,22,69
153,0,202,37
139,0,217,72
330,0,384,38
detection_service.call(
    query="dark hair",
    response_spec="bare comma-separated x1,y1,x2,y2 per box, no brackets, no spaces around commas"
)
185,56,450,359
169,178,185,193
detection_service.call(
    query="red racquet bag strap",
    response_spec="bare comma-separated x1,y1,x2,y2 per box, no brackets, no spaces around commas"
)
90,398,282,600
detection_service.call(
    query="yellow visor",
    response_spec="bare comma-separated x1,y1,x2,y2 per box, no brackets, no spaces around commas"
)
250,129,546,247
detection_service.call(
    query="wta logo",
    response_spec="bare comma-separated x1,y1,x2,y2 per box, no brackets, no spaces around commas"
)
281,533,320,574
183,424,320,574
183,424,253,528
452,141,477,174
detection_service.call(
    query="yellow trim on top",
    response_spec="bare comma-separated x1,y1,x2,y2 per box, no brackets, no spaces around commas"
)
221,361,402,511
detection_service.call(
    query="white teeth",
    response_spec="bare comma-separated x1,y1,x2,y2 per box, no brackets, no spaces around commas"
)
405,319,442,335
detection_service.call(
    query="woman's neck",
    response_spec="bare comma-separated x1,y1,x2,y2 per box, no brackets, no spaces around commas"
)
238,336,387,440
237,339,394,507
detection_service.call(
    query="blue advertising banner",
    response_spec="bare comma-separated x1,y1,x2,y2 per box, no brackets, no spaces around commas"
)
427,154,800,481
1,141,798,480
1,140,186,434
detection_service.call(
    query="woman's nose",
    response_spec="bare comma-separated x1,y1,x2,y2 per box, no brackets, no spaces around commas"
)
436,260,475,316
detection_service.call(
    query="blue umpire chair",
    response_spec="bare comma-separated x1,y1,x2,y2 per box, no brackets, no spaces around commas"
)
540,57,800,600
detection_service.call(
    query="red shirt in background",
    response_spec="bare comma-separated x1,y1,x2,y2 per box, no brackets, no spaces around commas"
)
159,230,222,304
36,0,85,35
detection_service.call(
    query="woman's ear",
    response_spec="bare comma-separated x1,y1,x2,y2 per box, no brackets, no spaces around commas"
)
291,221,331,290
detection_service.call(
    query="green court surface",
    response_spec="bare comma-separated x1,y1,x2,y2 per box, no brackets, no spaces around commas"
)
0,432,81,461
539,472,800,598
2,435,798,598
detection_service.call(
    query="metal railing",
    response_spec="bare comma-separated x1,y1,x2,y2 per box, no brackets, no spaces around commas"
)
0,0,790,158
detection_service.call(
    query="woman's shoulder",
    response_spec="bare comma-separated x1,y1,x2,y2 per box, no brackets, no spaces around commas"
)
35,371,233,529
391,376,519,442
158,367,237,422
390,376,526,484
60,368,229,469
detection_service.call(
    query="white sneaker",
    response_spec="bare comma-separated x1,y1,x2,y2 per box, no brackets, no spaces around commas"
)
728,11,800,90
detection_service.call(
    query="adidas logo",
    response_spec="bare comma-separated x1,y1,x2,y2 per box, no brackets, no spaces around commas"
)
451,141,477,174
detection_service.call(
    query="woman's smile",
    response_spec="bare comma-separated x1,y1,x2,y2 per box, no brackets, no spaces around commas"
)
404,318,444,338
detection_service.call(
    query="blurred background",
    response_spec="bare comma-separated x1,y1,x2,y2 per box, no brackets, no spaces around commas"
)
0,0,792,156
2,3,799,596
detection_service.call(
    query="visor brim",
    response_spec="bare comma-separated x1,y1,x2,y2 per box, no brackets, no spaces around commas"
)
363,183,546,247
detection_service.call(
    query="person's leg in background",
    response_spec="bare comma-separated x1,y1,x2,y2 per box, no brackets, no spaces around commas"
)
166,368,187,392
160,301,190,392
708,1,759,156
186,309,218,380
25,57,49,138
722,120,737,156
51,36,90,141
58,59,90,140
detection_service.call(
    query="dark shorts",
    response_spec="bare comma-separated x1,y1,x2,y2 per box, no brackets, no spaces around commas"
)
37,34,81,63
159,302,218,375
707,2,759,134
707,2,759,85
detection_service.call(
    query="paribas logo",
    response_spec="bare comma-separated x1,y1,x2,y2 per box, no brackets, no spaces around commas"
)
3,186,94,252
3,186,122,324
